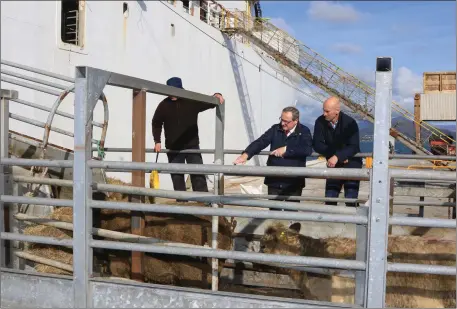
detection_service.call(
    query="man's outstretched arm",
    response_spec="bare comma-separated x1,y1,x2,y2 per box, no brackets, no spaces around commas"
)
234,126,274,164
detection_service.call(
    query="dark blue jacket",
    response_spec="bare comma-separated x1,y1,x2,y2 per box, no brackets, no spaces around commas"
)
243,122,313,189
312,112,363,169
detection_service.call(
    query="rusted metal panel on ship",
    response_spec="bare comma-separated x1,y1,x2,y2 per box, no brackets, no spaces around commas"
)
419,92,456,121
423,71,456,93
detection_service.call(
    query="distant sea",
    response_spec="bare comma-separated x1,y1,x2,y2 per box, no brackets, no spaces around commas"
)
360,141,415,154
307,142,413,162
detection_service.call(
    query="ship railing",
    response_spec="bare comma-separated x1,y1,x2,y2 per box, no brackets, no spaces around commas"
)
1,59,456,308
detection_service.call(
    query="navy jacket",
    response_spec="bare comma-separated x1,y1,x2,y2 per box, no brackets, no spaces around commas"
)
312,112,362,169
243,122,313,189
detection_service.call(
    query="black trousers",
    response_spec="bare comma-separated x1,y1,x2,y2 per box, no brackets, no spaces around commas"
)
268,185,302,211
166,146,208,196
325,179,360,207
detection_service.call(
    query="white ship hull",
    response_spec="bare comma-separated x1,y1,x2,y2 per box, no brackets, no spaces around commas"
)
1,1,300,189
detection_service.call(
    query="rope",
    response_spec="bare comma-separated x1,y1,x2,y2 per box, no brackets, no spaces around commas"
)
95,140,106,160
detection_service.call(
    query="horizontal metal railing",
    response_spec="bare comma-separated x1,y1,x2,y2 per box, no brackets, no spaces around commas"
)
10,98,104,128
1,75,63,96
1,59,75,83
8,112,97,144
2,68,71,92
87,160,372,180
90,239,366,270
12,175,455,208
95,147,457,161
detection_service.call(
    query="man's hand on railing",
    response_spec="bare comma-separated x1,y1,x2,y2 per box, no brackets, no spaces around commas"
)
271,146,286,157
326,155,338,168
154,143,161,153
213,93,225,104
233,153,248,165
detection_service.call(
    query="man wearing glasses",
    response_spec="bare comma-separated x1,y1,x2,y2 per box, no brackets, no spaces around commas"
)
233,106,313,209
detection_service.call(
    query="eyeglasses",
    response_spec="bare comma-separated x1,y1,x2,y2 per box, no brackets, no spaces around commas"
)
279,117,293,124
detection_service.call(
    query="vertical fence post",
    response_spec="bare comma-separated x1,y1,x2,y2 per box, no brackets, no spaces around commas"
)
0,90,17,270
73,67,92,308
211,100,225,291
131,89,146,282
73,67,109,308
365,57,393,308
355,205,368,306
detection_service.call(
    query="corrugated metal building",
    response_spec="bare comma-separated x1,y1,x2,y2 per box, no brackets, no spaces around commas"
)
420,92,456,121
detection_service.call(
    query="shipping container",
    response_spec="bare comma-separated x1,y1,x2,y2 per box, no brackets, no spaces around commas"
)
419,92,456,121
423,71,456,93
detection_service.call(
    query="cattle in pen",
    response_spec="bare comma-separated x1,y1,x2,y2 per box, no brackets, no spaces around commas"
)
259,222,456,308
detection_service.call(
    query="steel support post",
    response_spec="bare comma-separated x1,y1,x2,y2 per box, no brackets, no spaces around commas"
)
365,57,393,308
388,177,394,235
131,89,146,282
0,90,17,270
355,205,368,306
211,100,225,291
73,67,109,308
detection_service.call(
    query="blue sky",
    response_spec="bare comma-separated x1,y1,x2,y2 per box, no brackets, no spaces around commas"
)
263,1,455,73
260,1,456,129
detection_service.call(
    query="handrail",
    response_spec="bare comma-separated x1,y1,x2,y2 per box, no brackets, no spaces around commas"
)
93,147,457,161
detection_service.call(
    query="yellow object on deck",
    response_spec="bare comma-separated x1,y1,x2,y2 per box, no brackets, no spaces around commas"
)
150,170,160,189
148,153,160,203
365,157,373,169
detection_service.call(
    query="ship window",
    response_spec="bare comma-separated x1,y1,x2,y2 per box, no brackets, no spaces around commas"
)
61,0,81,46
181,0,190,13
200,0,208,22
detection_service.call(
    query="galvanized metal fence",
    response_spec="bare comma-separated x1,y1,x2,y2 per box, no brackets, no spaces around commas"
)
0,57,456,308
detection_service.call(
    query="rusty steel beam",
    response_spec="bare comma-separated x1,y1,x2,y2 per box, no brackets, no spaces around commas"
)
130,89,146,281
414,94,421,143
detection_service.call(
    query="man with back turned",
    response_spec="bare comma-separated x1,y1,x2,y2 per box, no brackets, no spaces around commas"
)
313,96,362,207
152,77,224,195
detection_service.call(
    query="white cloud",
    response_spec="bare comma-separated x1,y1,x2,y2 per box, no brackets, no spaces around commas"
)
307,1,362,23
395,66,422,99
353,67,422,104
352,68,375,88
323,66,421,115
295,85,324,129
269,17,295,36
332,43,362,54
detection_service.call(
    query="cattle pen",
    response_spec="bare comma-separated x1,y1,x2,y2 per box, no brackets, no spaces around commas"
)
1,57,456,308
